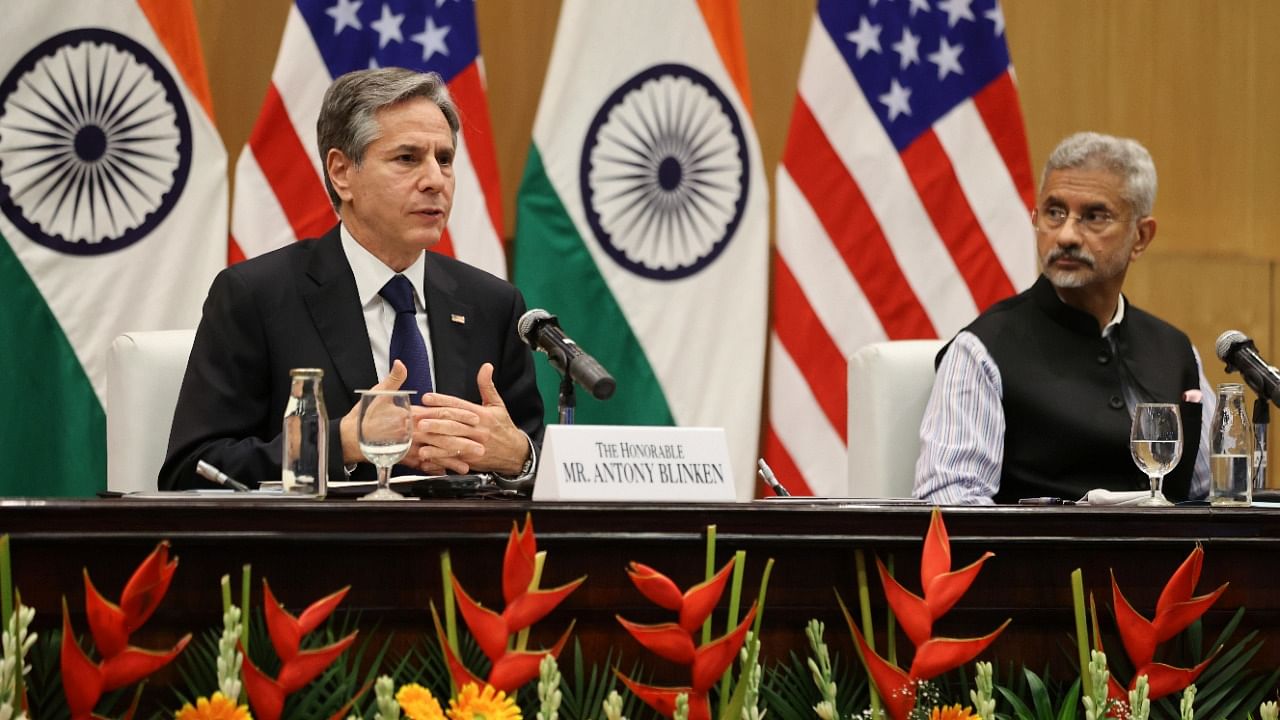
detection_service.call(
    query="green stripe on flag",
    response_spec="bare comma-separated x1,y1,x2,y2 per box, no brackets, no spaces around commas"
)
0,235,105,497
513,145,674,427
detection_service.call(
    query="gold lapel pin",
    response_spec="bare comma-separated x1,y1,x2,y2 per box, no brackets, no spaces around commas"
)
450,314,466,325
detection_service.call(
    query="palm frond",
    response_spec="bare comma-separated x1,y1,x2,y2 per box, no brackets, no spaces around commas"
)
760,650,868,720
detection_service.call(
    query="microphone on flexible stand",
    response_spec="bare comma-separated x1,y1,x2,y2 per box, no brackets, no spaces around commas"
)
518,310,616,424
1215,330,1280,407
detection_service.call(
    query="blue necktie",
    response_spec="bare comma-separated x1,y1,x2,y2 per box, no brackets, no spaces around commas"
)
379,274,433,404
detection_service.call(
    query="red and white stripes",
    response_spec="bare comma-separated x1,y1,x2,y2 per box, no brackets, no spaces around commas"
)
764,16,1036,497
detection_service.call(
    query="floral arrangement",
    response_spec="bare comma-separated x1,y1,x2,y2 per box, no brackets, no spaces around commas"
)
615,556,758,720
435,513,584,693
0,513,1275,720
841,509,1009,720
61,540,191,719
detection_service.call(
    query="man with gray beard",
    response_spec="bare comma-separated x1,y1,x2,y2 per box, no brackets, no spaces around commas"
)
913,132,1213,505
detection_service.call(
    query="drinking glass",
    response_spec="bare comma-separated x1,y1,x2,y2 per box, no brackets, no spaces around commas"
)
356,390,414,501
1130,402,1183,507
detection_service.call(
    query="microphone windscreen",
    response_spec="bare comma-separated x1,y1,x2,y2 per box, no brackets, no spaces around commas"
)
1216,329,1249,361
517,308,553,346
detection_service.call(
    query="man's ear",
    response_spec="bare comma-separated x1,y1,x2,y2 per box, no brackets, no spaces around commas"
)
326,148,354,204
1130,215,1157,260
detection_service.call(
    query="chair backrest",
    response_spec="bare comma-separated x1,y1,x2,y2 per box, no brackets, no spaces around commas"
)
846,339,945,498
106,329,196,493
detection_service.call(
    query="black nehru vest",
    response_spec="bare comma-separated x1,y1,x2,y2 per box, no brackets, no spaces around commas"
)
946,275,1202,503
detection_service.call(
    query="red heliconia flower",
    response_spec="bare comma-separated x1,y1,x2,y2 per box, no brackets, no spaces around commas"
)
627,559,736,634
60,541,191,720
241,581,358,720
616,556,759,720
437,514,585,692
844,509,1009,720
1102,546,1226,702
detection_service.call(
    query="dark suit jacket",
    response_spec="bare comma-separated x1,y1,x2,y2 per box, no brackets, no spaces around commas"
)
159,226,543,490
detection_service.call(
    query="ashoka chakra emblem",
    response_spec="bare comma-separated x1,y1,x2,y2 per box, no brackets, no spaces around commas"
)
0,28,193,256
580,63,749,281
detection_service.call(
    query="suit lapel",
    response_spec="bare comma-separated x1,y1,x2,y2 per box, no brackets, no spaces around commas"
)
301,228,377,397
423,253,474,398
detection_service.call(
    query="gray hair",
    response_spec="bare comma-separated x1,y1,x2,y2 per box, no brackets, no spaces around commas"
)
316,67,461,211
1041,132,1157,217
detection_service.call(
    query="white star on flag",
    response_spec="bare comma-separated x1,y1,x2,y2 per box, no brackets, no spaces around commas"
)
411,16,451,61
927,37,964,79
907,0,930,15
879,77,912,120
371,3,404,48
845,16,882,59
892,26,920,70
326,0,362,34
938,0,976,28
984,4,1006,35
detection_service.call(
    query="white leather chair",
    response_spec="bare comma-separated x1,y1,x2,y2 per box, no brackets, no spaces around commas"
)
106,329,196,493
846,339,945,498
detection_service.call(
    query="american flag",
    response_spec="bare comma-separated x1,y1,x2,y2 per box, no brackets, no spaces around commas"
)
230,0,505,275
763,0,1037,497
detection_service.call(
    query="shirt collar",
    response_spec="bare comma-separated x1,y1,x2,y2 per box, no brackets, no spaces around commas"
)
340,224,428,309
1101,293,1126,338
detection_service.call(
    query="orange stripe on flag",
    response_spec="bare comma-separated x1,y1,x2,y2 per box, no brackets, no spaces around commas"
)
249,83,336,240
783,99,935,340
695,0,753,114
973,72,1036,212
772,257,848,443
137,0,216,122
448,63,506,240
900,130,1015,311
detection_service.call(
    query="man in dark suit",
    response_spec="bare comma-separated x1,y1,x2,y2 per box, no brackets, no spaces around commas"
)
160,68,542,490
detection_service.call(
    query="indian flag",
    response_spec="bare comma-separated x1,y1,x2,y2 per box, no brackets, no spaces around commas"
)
0,1,226,496
513,0,768,499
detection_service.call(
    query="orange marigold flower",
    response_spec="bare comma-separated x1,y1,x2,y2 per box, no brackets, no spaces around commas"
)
397,683,446,720
175,692,253,720
447,682,522,720
928,704,976,720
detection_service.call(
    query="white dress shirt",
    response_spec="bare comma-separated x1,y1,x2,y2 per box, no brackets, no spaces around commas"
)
340,224,437,387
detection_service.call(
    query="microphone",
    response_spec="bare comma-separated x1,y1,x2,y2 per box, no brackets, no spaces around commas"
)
1215,330,1280,407
518,309,616,400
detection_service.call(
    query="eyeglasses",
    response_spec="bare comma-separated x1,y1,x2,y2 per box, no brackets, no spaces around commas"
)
1036,206,1126,235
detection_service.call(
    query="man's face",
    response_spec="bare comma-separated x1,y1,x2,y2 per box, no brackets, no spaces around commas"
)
1032,168,1153,290
328,97,455,265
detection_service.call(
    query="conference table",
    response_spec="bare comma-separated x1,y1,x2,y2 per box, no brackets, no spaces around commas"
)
3,498,1279,687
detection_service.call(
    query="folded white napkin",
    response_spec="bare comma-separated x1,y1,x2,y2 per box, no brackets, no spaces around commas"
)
1078,489,1151,506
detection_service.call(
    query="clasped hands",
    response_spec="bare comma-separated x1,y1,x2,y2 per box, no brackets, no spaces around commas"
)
340,359,530,476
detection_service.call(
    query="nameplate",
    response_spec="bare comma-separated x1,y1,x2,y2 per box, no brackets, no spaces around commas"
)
533,425,736,502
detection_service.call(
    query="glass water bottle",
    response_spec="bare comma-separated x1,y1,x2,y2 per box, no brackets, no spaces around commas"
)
1210,382,1252,506
282,368,328,498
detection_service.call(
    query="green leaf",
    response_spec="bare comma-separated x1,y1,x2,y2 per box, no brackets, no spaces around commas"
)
718,636,757,720
1054,678,1081,720
558,638,640,720
1024,667,1053,720
24,631,71,720
996,685,1037,720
